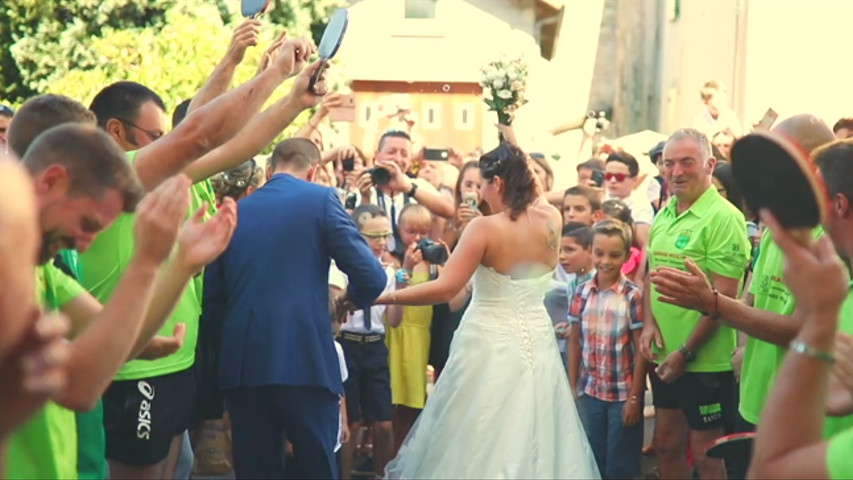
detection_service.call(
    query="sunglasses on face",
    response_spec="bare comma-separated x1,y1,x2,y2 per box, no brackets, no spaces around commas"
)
605,172,630,182
362,231,392,240
0,105,14,116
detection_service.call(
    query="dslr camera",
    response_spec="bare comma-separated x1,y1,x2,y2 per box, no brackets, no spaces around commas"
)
417,238,449,265
367,166,391,186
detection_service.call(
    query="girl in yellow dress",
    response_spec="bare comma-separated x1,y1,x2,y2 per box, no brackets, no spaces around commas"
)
386,204,442,452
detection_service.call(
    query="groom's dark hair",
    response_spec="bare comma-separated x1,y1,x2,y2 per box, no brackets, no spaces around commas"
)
269,138,321,172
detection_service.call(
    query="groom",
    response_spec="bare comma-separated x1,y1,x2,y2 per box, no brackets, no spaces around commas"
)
202,138,387,479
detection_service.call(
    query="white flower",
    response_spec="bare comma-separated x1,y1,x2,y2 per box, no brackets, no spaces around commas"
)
497,89,512,100
492,78,505,89
511,81,523,91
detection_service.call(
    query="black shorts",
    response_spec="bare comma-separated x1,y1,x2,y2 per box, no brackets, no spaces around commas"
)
339,336,392,423
102,367,197,466
650,370,735,431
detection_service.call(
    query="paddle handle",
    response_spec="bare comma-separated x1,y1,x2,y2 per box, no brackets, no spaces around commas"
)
309,60,328,96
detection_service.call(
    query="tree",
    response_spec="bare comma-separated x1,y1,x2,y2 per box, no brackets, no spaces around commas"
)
0,0,346,106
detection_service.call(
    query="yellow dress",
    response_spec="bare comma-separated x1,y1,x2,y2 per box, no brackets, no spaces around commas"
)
387,271,433,409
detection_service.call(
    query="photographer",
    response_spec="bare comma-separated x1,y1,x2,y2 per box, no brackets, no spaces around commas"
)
354,131,455,258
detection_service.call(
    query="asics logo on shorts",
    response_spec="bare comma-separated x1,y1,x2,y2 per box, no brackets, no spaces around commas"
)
137,381,155,440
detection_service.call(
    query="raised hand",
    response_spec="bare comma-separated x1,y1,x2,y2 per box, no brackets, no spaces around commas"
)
317,92,345,118
282,60,330,111
256,30,288,75
0,311,70,439
134,175,192,265
649,259,716,313
375,159,411,194
176,197,238,274
274,37,317,79
402,242,423,272
225,19,261,67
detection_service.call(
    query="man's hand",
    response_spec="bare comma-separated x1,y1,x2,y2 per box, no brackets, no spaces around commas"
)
640,321,664,362
732,345,745,382
0,312,70,439
286,60,329,110
136,324,187,360
224,19,261,67
623,399,642,427
256,30,287,75
175,197,238,275
273,37,316,79
134,175,192,265
649,259,716,313
376,159,413,194
356,169,375,202
655,350,687,383
762,210,848,317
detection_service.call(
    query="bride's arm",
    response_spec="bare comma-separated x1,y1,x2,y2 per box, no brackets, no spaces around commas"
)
375,219,488,306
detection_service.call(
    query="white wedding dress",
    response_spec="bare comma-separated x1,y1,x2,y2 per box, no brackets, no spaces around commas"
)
385,265,601,479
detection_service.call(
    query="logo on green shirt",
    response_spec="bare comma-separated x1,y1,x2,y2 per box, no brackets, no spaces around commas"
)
675,230,692,249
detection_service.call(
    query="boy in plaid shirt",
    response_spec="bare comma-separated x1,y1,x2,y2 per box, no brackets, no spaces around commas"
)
568,219,646,479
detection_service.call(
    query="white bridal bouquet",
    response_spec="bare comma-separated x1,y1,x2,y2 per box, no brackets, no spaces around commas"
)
479,56,530,126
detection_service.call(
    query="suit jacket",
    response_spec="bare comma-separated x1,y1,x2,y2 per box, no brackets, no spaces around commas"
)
203,174,386,394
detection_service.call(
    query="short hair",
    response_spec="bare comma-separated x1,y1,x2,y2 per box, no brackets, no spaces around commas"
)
351,204,387,230
833,118,853,134
665,128,712,165
23,124,144,213
592,219,633,255
814,139,853,204
172,99,191,129
269,138,322,171
564,185,602,211
7,94,96,156
562,224,593,249
700,80,725,101
89,81,166,129
576,157,604,173
398,203,432,228
601,199,634,225
377,130,411,151
605,151,640,177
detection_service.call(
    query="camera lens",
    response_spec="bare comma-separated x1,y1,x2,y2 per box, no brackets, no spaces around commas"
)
370,167,391,186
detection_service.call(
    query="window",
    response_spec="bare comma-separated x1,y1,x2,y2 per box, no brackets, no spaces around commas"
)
456,104,473,130
405,0,437,19
360,101,373,124
422,103,441,130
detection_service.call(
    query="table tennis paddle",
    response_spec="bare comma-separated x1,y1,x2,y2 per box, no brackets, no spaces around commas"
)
705,432,755,461
731,132,826,245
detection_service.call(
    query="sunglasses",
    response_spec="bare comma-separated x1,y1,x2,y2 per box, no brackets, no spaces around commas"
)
362,231,392,240
605,172,630,182
0,104,14,116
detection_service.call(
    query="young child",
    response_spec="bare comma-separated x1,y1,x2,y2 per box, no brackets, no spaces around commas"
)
552,224,594,370
386,203,441,452
568,219,645,479
338,205,400,479
562,185,603,227
601,199,644,284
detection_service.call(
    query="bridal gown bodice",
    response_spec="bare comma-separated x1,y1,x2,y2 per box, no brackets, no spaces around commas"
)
385,266,600,479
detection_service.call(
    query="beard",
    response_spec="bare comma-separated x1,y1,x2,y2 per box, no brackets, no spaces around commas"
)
38,231,74,265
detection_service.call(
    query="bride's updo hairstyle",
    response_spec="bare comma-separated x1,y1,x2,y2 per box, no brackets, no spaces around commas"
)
479,142,538,220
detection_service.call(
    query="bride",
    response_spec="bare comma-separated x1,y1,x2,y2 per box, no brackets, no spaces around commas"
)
374,143,600,479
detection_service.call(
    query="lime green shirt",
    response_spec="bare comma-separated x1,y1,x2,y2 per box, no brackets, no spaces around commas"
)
828,422,853,479
648,186,750,372
5,263,84,479
78,151,205,380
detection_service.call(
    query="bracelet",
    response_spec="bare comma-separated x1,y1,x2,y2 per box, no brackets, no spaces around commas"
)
629,395,640,404
790,340,835,364
700,288,721,320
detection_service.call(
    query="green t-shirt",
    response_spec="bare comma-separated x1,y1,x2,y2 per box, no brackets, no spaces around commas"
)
78,151,205,380
822,283,853,439
5,263,84,479
189,178,217,303
648,186,750,372
828,423,853,479
739,229,804,423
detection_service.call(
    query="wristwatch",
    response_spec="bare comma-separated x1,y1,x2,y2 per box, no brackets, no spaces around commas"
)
407,181,419,197
678,345,697,363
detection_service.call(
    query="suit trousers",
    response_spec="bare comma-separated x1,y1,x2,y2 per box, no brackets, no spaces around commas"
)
226,385,340,479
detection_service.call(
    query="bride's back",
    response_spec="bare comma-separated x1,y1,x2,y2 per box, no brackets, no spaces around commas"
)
475,143,561,279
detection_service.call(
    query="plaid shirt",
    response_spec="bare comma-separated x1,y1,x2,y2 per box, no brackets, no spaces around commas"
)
569,275,643,402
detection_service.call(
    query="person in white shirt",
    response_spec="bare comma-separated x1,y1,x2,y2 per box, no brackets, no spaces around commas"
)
603,151,653,249
691,80,743,139
337,205,403,479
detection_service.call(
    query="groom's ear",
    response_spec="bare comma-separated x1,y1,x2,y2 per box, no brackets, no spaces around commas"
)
306,165,320,183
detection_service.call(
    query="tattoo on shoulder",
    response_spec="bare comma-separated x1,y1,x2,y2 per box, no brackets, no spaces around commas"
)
546,220,559,251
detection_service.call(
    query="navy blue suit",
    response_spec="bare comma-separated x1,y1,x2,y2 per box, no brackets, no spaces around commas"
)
202,173,386,479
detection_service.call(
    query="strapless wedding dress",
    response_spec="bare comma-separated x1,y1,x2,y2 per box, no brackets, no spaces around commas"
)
385,266,600,479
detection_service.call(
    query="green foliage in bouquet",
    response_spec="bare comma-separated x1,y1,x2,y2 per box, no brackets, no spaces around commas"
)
479,56,529,126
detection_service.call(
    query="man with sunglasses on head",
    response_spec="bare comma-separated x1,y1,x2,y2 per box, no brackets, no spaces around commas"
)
0,104,14,152
604,151,654,249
